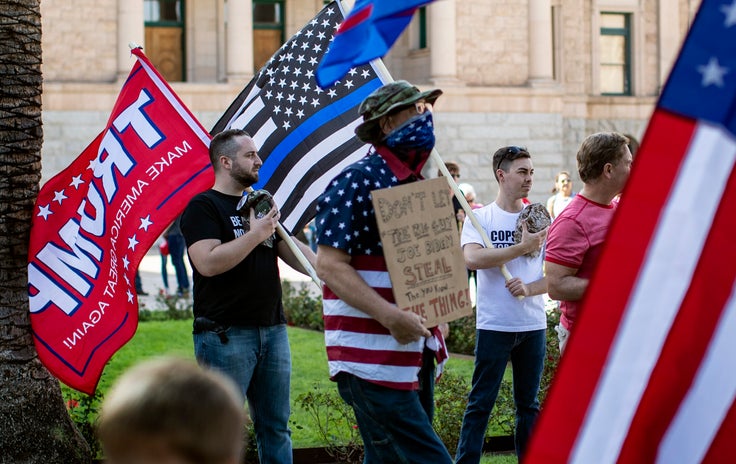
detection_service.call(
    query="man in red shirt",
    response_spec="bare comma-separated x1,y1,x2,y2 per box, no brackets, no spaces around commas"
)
545,132,632,353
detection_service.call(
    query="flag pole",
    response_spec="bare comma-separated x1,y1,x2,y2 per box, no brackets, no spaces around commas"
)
276,223,321,287
369,57,516,283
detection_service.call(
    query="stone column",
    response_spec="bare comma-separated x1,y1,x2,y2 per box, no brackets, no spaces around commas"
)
117,0,144,81
226,0,253,83
528,0,554,86
429,0,460,85
658,0,680,91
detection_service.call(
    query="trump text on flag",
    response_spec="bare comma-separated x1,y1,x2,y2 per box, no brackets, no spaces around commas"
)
27,48,213,393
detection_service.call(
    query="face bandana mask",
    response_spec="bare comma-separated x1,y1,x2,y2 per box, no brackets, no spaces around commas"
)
384,111,436,151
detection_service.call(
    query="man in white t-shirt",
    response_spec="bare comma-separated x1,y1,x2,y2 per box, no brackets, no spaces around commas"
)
455,146,549,463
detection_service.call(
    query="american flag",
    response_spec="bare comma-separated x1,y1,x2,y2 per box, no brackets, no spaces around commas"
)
212,1,386,234
526,0,736,462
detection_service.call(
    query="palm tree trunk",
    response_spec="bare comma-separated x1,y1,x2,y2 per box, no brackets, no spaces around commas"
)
0,1,92,461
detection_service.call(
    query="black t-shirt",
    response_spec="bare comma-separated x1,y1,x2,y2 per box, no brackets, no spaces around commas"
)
180,189,284,326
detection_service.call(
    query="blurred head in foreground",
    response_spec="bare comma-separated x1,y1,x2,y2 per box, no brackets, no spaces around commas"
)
97,357,246,464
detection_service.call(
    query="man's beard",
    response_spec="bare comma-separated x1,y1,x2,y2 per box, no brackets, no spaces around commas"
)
231,166,259,188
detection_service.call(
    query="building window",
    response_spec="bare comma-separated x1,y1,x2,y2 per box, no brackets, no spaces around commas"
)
253,0,285,70
144,0,185,82
417,6,427,49
407,6,427,50
599,12,631,95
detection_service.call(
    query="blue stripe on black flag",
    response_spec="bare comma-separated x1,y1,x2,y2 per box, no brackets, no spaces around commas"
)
254,78,381,189
212,1,388,233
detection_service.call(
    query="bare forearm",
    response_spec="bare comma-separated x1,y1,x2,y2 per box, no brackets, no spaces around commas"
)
317,258,397,326
189,234,265,277
526,277,548,296
548,275,588,301
465,243,529,270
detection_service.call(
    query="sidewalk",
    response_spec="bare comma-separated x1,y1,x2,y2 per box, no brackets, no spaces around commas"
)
135,248,318,309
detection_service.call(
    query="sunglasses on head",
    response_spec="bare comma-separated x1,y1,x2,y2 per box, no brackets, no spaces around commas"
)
495,146,527,170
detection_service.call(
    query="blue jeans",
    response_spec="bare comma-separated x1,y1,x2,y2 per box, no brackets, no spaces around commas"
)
336,373,453,464
456,329,546,463
160,252,169,289
194,324,292,464
166,233,190,293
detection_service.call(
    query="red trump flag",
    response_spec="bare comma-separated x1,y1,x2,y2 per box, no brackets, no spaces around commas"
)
526,0,736,462
27,48,214,394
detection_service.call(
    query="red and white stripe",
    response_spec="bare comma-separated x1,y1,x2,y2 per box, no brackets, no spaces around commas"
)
322,255,446,390
526,111,736,463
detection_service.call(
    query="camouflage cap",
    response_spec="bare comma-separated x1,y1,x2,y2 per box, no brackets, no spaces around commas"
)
354,80,442,143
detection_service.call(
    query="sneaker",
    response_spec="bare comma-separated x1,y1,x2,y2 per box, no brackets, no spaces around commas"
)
138,290,149,296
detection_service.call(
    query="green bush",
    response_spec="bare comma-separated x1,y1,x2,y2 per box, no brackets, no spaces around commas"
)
446,309,477,355
282,281,324,331
295,383,363,463
138,292,193,322
433,369,469,452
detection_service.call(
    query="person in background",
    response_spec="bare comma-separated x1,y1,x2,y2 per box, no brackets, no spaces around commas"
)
157,235,170,294
302,219,318,253
316,80,453,463
545,132,632,354
97,357,246,464
458,182,483,210
455,145,548,463
181,128,316,464
134,269,148,296
165,214,190,298
546,170,575,220
439,161,466,225
457,182,483,289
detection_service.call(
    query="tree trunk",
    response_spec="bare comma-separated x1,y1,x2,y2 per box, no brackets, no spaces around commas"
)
0,2,92,462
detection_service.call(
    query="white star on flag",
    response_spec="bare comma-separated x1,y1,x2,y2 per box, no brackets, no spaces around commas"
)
139,215,153,231
722,0,736,27
69,175,84,189
37,204,52,220
53,190,68,204
698,57,728,87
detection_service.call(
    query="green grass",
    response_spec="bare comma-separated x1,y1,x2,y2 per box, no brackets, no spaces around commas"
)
63,319,515,462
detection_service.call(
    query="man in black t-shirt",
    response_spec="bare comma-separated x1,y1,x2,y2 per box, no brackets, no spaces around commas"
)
181,129,315,464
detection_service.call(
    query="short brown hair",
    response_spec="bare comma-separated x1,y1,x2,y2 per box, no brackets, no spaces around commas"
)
492,146,530,181
576,132,629,183
209,128,251,169
439,161,460,178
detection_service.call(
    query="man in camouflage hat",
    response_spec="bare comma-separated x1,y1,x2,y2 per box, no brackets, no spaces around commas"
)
314,81,453,463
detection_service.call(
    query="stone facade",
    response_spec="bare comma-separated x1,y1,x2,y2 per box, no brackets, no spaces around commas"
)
40,0,699,205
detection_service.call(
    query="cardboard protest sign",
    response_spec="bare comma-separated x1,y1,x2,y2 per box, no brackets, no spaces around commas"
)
372,178,472,327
